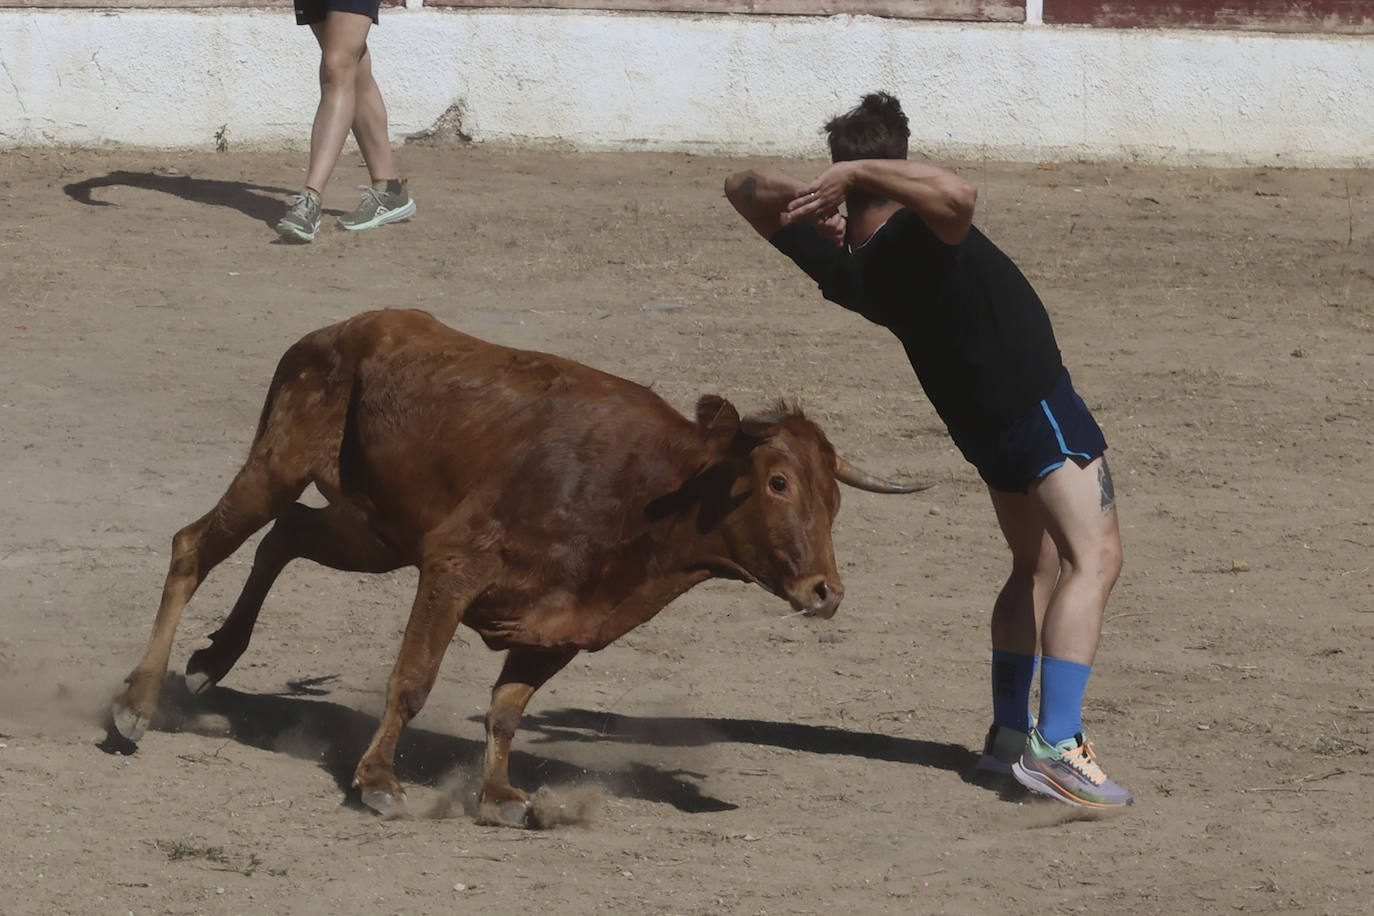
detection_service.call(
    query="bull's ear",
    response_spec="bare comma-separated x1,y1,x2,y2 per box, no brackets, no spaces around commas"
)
696,395,740,448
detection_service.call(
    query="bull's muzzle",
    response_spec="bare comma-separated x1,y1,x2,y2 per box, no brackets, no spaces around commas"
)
786,574,844,619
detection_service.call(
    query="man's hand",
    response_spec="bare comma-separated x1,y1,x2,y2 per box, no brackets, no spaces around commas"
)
782,161,855,226
814,211,846,246
724,166,847,246
780,158,977,245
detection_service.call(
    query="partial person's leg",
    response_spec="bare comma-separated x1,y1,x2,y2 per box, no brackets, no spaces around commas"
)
336,42,416,232
335,41,414,233
305,11,373,196
1033,456,1121,670
350,45,396,184
1012,455,1132,807
975,489,1059,773
989,488,1059,656
275,11,372,241
1029,456,1121,743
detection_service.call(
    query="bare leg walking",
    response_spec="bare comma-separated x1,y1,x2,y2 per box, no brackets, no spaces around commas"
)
276,3,415,243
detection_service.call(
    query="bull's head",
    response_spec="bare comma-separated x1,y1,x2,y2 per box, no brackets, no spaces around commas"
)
694,395,929,619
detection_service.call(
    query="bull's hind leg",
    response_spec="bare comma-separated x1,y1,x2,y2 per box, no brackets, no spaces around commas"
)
477,647,578,827
184,500,404,695
352,558,490,817
111,462,302,742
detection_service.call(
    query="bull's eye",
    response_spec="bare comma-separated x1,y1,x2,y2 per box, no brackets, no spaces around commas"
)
769,474,789,493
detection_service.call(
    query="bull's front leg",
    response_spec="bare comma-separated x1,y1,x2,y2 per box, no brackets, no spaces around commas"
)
478,647,578,827
352,557,484,817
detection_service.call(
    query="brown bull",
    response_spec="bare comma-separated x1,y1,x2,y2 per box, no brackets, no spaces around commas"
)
111,309,926,825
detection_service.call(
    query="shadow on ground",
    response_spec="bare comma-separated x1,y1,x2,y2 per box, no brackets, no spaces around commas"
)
524,706,975,769
63,170,298,225
102,677,738,815
524,707,1028,802
99,677,1012,814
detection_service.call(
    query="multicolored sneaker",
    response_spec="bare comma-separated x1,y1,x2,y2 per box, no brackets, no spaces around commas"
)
275,191,321,243
1012,729,1133,808
337,181,416,231
975,724,1028,776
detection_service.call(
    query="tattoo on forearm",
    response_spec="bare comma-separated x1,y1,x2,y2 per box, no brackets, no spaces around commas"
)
739,176,758,202
1098,459,1116,513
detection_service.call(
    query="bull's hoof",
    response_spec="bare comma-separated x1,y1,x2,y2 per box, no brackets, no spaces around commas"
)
360,787,409,818
184,646,234,695
110,701,147,743
183,669,215,696
476,799,533,829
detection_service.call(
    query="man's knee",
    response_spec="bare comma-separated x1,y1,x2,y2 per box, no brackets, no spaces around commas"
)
1101,536,1124,584
320,48,361,85
1057,529,1122,588
1084,534,1123,589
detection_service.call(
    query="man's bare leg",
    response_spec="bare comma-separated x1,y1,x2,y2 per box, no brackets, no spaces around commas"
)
305,12,373,196
989,489,1060,656
1009,456,1133,808
975,489,1061,772
1032,456,1122,666
332,39,415,231
350,45,396,185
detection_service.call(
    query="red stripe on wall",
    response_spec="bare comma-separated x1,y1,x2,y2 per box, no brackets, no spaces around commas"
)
1043,0,1374,34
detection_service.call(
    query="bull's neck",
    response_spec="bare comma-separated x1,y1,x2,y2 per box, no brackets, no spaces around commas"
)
643,463,751,585
574,467,733,649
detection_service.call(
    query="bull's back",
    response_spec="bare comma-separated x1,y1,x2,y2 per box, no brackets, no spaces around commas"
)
328,310,697,545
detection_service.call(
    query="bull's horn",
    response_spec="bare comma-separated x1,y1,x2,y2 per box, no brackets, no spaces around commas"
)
834,456,933,494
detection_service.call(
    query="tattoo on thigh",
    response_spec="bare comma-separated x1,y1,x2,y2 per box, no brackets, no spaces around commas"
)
1098,459,1116,512
739,176,758,201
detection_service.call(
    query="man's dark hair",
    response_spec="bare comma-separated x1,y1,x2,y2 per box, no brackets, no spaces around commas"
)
825,92,910,162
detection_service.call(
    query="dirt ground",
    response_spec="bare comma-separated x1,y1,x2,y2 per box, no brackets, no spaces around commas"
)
1,143,1371,916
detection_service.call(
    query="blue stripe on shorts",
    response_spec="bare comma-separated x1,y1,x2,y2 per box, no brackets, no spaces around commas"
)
1036,397,1095,480
969,369,1107,494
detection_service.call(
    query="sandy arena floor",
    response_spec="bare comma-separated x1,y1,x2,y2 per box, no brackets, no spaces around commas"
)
1,144,1371,915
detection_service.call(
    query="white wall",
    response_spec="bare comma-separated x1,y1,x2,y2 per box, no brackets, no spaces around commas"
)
1,7,1370,167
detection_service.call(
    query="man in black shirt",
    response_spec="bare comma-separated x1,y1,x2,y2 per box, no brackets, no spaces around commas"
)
724,93,1132,809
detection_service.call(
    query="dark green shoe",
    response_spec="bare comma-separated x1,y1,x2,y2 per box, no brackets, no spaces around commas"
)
338,181,416,231
974,723,1029,776
275,192,321,243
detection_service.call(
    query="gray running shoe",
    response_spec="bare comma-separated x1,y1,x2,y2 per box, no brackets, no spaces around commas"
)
1012,729,1133,808
974,723,1028,776
275,192,321,243
337,181,416,231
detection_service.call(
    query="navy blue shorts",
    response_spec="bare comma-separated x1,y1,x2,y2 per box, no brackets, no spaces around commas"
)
295,0,380,26
962,369,1108,494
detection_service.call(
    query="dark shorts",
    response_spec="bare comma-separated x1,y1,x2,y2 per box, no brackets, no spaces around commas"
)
961,369,1108,494
295,0,381,26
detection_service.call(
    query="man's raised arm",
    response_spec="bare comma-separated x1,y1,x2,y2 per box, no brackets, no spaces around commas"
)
724,168,812,240
786,159,977,246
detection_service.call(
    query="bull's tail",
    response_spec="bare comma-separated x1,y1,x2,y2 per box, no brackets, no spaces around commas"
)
249,328,357,493
178,326,357,591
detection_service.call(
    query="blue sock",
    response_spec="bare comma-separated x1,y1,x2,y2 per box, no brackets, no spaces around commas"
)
991,650,1038,733
1037,655,1092,745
